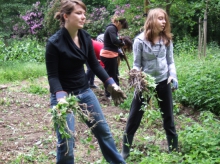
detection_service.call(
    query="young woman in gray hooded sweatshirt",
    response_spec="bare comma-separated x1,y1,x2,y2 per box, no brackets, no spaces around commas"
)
121,8,178,159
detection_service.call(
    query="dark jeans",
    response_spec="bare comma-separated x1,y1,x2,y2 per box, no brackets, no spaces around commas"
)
100,56,119,97
125,79,177,137
86,62,95,85
50,88,125,164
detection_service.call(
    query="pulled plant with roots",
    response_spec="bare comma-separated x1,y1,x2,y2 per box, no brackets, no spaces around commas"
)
128,69,157,110
49,95,103,155
49,95,98,140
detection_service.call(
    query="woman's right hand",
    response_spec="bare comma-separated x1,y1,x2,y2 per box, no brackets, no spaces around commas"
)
56,91,68,103
58,98,68,104
107,84,127,106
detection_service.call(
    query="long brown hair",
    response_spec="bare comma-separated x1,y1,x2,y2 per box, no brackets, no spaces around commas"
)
54,0,86,27
144,8,172,46
111,15,128,29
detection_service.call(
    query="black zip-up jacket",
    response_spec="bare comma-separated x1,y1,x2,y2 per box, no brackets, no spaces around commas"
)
103,24,124,53
45,27,110,94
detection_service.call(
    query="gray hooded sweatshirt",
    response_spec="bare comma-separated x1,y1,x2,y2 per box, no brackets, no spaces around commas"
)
133,32,177,83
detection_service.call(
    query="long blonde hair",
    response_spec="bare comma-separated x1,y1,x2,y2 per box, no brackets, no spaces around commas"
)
144,8,172,46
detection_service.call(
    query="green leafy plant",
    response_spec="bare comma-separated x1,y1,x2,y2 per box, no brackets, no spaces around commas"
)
178,111,220,163
174,58,220,115
24,84,48,95
50,95,81,139
49,95,100,139
0,38,45,62
43,0,60,38
84,7,110,38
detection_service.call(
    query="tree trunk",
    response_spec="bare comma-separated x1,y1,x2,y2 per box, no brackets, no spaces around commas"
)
166,0,172,16
203,0,208,57
198,18,201,59
144,0,150,14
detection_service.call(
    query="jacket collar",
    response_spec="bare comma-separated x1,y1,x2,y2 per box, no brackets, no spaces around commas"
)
136,32,164,51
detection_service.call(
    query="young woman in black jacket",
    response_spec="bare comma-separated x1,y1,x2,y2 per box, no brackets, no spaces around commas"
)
45,1,126,163
100,15,128,98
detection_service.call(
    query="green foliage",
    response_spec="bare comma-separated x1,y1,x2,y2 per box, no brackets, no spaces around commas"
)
173,35,197,56
0,38,45,62
50,95,94,139
0,0,47,39
10,146,53,163
143,107,162,127
109,1,145,38
43,0,60,37
123,111,220,164
179,111,220,163
119,88,133,110
173,39,220,115
0,2,28,38
169,0,204,38
24,84,48,95
84,7,110,38
0,61,46,84
82,0,109,12
148,0,220,44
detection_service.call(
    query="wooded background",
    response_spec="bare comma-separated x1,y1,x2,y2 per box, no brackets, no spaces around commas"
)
0,0,219,46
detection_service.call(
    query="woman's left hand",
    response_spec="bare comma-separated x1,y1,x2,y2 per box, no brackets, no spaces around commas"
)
167,76,178,90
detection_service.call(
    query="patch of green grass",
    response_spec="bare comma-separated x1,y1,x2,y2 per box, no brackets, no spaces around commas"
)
10,146,54,164
0,61,46,84
22,84,48,95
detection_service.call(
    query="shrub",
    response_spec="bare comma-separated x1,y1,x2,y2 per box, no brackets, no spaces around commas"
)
0,38,45,63
173,42,220,115
111,3,145,39
84,7,110,38
43,0,60,38
13,1,45,39
173,35,197,56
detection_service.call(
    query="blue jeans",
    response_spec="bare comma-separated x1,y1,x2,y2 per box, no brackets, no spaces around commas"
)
50,88,125,164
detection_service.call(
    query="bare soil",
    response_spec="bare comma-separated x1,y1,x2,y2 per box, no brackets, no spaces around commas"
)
0,78,197,164
0,78,129,164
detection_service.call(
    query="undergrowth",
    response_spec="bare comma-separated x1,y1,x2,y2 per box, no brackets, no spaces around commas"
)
0,61,46,84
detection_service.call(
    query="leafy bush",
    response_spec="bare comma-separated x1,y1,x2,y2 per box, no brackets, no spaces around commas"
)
173,35,197,56
43,0,60,38
22,2,44,35
84,7,110,38
0,38,45,62
82,0,109,12
173,42,220,115
12,1,45,39
124,110,220,164
112,3,145,39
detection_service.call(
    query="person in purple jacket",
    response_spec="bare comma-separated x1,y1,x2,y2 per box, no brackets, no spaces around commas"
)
45,0,126,163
